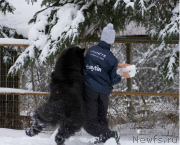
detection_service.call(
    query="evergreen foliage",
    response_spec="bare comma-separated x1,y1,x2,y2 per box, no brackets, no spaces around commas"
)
0,26,24,66
0,0,15,15
0,1,26,69
8,0,179,85
25,0,37,5
0,0,15,38
158,46,179,85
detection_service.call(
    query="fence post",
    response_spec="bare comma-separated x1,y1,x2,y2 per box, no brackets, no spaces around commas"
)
126,43,134,121
126,43,132,92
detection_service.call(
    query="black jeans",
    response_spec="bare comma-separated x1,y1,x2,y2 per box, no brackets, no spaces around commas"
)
83,87,109,137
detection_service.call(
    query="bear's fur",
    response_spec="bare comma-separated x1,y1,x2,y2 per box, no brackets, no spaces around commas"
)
26,47,85,145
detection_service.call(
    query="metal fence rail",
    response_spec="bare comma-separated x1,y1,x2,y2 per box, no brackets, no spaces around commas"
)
1,91,178,97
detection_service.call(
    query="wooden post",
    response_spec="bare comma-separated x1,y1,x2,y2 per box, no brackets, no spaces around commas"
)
126,43,132,92
126,43,134,121
18,70,21,129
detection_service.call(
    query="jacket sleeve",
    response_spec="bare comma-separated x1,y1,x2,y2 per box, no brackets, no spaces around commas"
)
109,59,121,86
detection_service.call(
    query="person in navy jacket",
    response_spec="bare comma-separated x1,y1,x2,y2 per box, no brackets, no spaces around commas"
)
83,23,131,144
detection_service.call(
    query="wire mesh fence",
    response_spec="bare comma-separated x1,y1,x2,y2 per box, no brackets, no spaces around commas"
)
0,93,179,137
108,94,179,137
0,94,44,129
0,46,19,129
0,94,56,134
0,44,179,137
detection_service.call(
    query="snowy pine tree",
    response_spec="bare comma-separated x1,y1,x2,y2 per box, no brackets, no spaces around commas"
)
8,0,179,85
129,0,179,85
0,0,26,66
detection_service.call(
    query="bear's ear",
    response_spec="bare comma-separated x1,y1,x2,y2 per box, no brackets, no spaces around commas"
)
77,48,85,56
80,48,85,54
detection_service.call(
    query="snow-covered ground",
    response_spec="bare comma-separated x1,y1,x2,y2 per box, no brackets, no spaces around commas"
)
0,128,178,145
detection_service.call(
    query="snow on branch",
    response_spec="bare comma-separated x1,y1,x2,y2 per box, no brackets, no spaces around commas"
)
8,44,36,74
138,0,147,16
0,0,15,15
9,2,92,74
25,0,37,5
158,43,179,85
114,0,134,9
7,0,179,86
149,3,179,44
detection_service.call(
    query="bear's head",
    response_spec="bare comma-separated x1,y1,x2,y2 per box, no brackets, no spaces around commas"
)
55,47,85,73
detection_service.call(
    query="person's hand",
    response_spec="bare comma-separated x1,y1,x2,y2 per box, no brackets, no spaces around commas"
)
118,63,131,68
121,71,131,78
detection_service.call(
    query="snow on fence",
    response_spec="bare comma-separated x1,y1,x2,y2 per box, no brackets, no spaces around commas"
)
0,38,29,47
0,87,49,96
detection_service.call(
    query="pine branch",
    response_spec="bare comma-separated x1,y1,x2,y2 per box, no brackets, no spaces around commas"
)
0,0,15,15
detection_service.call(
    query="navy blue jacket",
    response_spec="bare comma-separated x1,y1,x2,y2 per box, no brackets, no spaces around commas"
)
83,41,121,95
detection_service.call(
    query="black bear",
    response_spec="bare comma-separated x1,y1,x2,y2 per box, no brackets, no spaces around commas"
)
26,47,85,145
